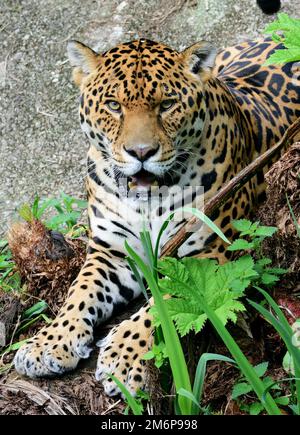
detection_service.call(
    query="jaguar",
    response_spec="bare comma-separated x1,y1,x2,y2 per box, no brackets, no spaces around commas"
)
14,36,300,397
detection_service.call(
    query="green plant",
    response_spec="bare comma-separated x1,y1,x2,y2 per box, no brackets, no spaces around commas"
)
126,208,231,415
0,240,20,292
156,255,252,336
286,194,300,239
0,300,51,358
123,390,150,416
264,14,300,65
17,300,52,335
108,374,144,415
228,220,287,286
232,361,289,415
154,255,281,414
18,192,87,236
126,213,284,415
248,287,300,415
143,341,168,369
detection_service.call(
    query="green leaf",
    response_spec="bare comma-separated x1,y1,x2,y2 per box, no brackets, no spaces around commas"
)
142,350,155,360
256,258,272,267
127,257,149,302
1,339,28,355
125,241,193,415
283,351,294,375
158,256,249,336
180,207,231,245
275,396,290,406
108,374,143,415
192,353,236,415
254,362,268,378
177,388,200,409
286,194,300,239
254,226,277,237
232,219,253,233
263,14,300,65
0,239,8,249
23,301,48,319
46,211,80,229
232,382,253,399
32,196,40,219
249,402,264,415
261,273,280,285
35,198,62,219
227,239,254,251
289,404,300,415
18,203,34,223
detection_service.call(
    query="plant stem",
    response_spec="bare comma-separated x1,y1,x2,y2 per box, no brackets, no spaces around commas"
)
200,298,282,415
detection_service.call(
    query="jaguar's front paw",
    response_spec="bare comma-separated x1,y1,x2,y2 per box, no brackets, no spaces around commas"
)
96,307,153,397
14,319,94,378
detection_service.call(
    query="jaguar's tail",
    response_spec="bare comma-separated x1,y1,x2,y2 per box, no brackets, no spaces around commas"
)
257,0,281,14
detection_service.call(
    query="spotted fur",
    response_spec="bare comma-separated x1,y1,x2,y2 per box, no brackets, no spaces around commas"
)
14,37,300,396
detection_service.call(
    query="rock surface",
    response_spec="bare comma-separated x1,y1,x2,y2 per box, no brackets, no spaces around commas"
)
1,0,300,234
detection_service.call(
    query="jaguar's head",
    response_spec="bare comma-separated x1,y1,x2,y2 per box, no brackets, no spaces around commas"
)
67,39,216,189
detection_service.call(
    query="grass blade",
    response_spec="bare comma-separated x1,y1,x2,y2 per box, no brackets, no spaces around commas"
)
108,374,143,415
127,257,149,302
286,194,300,239
125,241,193,415
192,353,236,414
195,293,281,415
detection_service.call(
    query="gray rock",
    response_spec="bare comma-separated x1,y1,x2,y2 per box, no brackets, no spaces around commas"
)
1,0,299,236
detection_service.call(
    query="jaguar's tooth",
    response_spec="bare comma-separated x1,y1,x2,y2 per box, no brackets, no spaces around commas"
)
128,181,137,189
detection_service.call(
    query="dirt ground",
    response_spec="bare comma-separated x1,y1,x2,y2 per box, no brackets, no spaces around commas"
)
1,0,300,236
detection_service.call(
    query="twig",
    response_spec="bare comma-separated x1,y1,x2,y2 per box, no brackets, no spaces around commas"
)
161,117,300,258
36,108,55,117
101,399,122,415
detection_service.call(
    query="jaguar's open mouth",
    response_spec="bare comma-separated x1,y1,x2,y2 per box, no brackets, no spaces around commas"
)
128,169,159,190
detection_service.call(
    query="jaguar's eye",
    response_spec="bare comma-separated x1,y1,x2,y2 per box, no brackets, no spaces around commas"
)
107,101,121,112
160,99,175,112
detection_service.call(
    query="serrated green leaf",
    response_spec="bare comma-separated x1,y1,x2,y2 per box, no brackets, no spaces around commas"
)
261,273,280,285
263,14,300,65
227,239,254,251
254,362,268,378
262,376,281,390
265,49,300,65
254,226,277,237
158,256,248,336
232,382,253,399
256,258,272,267
249,402,264,415
232,219,253,233
142,351,155,360
275,396,290,406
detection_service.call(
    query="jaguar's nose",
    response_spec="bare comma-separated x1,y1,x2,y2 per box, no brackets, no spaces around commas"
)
125,144,159,162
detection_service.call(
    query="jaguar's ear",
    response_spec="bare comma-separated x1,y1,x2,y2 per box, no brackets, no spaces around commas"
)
67,40,100,87
181,42,217,81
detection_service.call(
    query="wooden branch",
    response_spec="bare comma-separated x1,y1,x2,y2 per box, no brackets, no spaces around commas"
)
161,117,300,258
